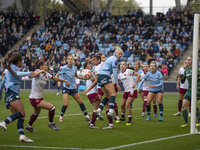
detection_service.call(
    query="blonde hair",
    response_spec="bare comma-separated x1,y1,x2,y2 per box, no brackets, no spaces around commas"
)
67,55,74,59
115,46,123,53
150,61,157,67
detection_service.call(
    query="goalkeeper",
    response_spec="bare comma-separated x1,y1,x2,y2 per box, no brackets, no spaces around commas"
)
180,56,200,127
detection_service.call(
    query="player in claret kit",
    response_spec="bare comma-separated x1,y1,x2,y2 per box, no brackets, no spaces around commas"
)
0,54,45,143
83,61,101,129
57,55,90,122
84,54,109,129
174,60,190,116
116,61,140,125
25,61,70,132
138,61,164,121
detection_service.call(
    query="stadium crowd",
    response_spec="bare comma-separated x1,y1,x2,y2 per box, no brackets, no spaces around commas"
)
0,8,196,78
0,10,40,57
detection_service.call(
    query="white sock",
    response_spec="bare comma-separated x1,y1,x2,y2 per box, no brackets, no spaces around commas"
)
109,123,113,127
109,109,114,113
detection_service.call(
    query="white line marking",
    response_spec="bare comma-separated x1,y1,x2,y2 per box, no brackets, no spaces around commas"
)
0,133,193,150
26,108,173,120
104,133,192,150
0,145,99,150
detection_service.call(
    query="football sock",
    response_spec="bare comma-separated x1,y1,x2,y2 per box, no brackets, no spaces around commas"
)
121,113,125,119
196,107,200,123
153,104,157,114
60,105,67,117
182,110,188,124
128,115,132,122
189,103,191,113
178,99,182,112
106,109,113,124
79,103,88,115
28,113,39,126
17,119,24,135
109,96,115,110
90,111,98,124
142,99,147,113
114,102,119,116
49,106,55,123
159,104,163,116
146,105,151,116
99,97,109,110
58,87,60,93
4,112,23,124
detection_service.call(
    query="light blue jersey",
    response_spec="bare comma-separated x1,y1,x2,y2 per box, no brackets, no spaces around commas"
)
58,65,77,89
0,77,5,98
5,64,31,94
138,70,164,92
98,56,120,85
133,69,143,88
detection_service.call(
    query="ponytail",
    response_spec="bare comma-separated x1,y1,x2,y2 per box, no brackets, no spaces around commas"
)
36,60,44,69
7,54,22,77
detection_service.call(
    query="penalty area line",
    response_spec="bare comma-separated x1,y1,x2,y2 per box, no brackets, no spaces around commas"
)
104,133,192,150
25,108,173,120
0,145,99,150
0,133,195,150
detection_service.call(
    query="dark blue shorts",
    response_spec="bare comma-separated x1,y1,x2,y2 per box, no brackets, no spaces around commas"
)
97,74,112,87
4,89,21,109
150,90,164,94
62,87,78,95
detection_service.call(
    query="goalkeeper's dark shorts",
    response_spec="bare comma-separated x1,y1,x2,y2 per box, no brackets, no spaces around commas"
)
184,94,200,102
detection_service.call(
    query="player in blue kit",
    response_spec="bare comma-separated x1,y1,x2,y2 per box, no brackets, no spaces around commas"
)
94,47,123,129
0,54,45,143
57,55,90,122
138,61,164,121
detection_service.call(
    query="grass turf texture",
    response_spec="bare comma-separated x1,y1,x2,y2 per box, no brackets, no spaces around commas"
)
0,91,200,150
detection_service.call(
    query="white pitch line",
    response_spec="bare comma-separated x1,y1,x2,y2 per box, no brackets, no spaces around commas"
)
104,133,192,150
0,145,100,150
26,108,173,120
0,133,194,150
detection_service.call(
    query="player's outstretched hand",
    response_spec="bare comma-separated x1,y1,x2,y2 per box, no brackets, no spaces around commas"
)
83,89,89,95
65,81,70,87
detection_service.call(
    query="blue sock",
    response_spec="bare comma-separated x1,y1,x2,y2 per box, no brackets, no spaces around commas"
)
4,112,23,124
109,96,116,109
79,103,88,115
60,105,67,116
99,97,109,110
58,87,60,92
17,119,24,135
146,105,151,116
159,104,163,116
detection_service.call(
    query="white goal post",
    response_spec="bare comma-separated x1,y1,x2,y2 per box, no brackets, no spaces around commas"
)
191,13,200,134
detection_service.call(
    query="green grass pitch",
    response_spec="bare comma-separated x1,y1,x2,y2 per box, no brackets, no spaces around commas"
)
0,91,200,150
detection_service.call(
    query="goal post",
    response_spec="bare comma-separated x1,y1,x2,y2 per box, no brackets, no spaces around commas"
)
190,13,200,134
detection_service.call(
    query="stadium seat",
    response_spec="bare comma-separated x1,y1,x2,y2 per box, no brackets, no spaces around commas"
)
78,39,83,45
63,43,68,50
157,26,163,32
134,35,139,40
99,48,105,54
116,35,120,40
97,43,103,48
128,57,133,62
163,44,168,48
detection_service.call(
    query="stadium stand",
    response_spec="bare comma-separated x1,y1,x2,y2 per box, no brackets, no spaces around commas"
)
0,8,195,79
